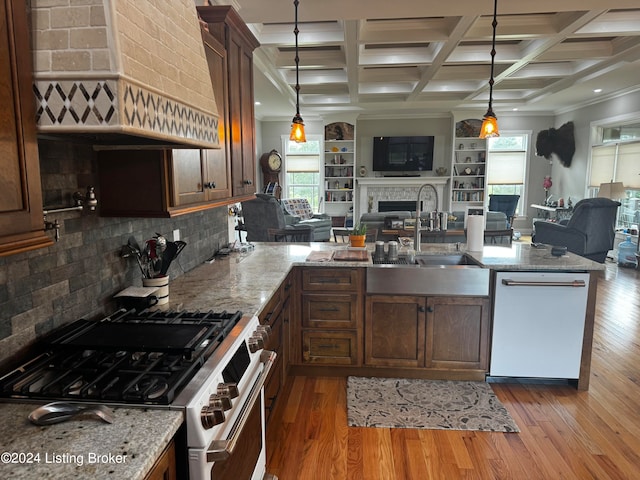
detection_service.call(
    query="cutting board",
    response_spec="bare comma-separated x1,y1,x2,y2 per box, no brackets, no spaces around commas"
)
305,251,334,262
333,249,370,261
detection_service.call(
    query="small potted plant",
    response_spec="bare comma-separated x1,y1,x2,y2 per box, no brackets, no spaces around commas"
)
349,223,367,247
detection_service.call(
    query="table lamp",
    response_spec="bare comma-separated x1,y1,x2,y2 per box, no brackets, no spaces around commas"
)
598,181,625,199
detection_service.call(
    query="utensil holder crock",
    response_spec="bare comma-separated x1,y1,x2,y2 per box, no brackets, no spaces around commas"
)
142,275,169,305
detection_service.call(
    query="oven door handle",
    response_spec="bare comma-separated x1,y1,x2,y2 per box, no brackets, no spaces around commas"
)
206,349,276,462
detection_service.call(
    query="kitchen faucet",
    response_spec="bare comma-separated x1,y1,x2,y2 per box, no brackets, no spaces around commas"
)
414,183,438,252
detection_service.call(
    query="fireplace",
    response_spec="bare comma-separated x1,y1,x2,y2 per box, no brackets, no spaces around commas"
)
379,201,423,212
356,177,448,219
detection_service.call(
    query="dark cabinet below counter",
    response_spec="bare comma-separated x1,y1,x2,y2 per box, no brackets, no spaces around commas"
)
365,295,490,378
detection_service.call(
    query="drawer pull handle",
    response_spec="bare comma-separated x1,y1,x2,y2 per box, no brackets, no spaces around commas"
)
501,279,586,287
318,344,339,349
319,307,340,312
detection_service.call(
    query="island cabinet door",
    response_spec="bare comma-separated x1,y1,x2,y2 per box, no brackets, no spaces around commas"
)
365,295,427,368
425,296,490,371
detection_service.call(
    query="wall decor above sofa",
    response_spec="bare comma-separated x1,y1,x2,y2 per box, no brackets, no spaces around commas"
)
536,121,575,168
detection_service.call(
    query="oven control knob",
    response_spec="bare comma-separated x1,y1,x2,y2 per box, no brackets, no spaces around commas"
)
248,335,264,353
209,393,233,411
255,325,271,341
217,382,239,399
201,405,225,429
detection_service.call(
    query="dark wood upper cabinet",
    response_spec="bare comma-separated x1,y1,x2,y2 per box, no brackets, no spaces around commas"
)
0,0,53,255
96,10,258,218
198,6,259,199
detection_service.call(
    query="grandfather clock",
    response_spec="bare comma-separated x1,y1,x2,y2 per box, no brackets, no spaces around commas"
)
259,149,282,198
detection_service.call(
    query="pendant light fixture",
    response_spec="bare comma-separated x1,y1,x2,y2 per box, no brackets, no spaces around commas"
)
479,0,500,139
289,0,306,143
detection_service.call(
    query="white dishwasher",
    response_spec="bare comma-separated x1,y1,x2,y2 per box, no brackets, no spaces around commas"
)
490,271,590,379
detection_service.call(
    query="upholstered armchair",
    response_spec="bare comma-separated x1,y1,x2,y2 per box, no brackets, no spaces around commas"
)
533,197,621,263
280,198,332,241
241,195,331,242
488,194,520,228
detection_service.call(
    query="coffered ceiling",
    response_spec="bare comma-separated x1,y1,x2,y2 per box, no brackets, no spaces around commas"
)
211,0,640,121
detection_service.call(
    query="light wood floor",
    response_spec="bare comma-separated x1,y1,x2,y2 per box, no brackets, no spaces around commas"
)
266,261,640,479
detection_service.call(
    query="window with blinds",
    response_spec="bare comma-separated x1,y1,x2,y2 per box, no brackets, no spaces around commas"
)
486,134,528,215
282,136,322,212
589,140,640,229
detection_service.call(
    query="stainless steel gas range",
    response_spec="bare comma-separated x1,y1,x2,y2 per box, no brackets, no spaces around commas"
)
0,308,276,480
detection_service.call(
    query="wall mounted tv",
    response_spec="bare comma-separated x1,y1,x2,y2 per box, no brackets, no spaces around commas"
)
372,136,435,172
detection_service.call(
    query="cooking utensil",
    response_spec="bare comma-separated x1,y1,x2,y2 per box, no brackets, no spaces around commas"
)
159,240,187,276
121,244,147,278
159,242,177,276
127,236,142,256
28,402,114,426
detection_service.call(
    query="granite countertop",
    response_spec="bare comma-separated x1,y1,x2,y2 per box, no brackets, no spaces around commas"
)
0,403,183,480
167,241,602,317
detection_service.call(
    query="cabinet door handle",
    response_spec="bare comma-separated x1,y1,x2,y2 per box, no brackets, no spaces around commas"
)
427,306,434,313
501,279,586,287
418,305,425,312
244,179,253,185
319,307,339,312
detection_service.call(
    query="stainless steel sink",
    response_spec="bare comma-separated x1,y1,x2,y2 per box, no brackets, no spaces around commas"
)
413,254,479,266
367,254,489,296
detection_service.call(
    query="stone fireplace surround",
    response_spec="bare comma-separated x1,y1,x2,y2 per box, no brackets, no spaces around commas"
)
356,177,448,219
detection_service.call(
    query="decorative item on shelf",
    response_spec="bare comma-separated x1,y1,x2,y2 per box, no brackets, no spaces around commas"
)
359,165,367,177
349,223,367,248
288,0,306,143
479,0,500,139
435,167,447,176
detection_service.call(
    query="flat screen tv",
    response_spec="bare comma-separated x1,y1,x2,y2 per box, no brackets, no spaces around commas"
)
372,136,435,172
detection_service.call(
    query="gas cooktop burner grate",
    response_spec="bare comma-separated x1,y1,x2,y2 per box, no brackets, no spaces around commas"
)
0,309,244,405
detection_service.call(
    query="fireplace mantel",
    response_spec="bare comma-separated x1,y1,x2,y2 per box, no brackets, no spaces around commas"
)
356,176,449,218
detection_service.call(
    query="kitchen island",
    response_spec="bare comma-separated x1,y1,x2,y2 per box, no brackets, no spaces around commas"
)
0,241,602,478
167,241,601,388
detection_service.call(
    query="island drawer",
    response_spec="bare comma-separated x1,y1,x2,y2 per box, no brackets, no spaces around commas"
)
301,293,360,329
302,330,359,365
301,267,362,291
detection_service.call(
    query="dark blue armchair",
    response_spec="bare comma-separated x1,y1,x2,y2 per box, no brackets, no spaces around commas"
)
533,197,620,263
488,194,520,228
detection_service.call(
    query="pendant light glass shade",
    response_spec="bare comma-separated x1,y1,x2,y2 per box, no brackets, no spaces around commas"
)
290,113,306,142
479,0,500,139
289,0,306,143
479,110,499,138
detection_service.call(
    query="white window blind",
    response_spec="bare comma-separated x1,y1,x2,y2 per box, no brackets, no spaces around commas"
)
589,145,616,187
616,142,640,188
487,151,526,184
285,154,319,172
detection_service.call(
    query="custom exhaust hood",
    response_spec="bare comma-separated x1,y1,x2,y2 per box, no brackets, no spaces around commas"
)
30,0,220,149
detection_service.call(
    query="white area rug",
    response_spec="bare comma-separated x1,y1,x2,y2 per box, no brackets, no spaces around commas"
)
347,376,519,432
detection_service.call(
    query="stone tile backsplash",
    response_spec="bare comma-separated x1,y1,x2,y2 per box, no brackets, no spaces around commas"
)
0,139,229,365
